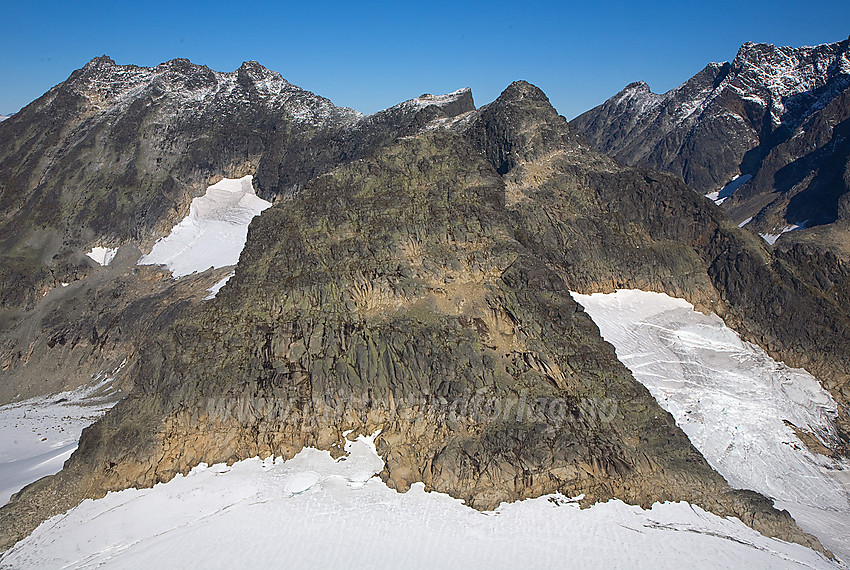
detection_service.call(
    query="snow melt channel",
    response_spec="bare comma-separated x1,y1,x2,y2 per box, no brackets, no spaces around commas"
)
138,175,271,277
1,433,837,569
572,289,850,561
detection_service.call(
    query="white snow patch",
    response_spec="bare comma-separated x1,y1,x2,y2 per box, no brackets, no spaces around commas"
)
86,246,118,266
138,176,271,277
738,216,754,227
572,289,850,562
1,431,837,569
705,174,752,204
202,271,235,300
760,221,807,244
0,374,121,505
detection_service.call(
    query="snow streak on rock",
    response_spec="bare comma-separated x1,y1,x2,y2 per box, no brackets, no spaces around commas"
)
705,174,752,205
0,434,837,569
573,289,850,562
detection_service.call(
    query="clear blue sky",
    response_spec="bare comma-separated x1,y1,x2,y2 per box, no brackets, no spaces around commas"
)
1,0,848,119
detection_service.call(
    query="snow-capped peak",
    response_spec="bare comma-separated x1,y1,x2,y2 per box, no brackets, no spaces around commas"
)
68,56,362,127
727,39,850,123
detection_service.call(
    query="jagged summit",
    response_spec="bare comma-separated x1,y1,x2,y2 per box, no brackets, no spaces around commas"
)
61,55,362,126
572,38,850,240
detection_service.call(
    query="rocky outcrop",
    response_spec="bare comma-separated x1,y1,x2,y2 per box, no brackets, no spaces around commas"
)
0,95,829,556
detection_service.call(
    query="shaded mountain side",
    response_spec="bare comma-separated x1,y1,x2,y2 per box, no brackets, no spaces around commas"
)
725,84,850,239
572,39,850,194
0,57,474,310
0,247,233,405
571,38,850,250
463,81,850,443
0,129,823,555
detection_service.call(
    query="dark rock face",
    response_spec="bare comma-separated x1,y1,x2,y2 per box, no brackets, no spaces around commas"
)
571,39,850,242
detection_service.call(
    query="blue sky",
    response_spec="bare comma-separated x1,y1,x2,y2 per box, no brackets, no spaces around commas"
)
1,0,848,118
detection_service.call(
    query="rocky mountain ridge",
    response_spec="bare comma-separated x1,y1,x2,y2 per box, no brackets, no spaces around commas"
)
572,38,850,248
0,56,475,405
0,58,846,558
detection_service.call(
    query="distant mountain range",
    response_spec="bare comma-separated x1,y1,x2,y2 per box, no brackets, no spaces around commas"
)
572,38,850,257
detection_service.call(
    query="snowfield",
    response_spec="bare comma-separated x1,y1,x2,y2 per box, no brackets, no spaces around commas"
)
0,376,119,505
138,175,271,277
0,433,838,569
572,290,850,562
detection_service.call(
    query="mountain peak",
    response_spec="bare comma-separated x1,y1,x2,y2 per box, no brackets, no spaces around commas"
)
499,80,550,103
84,55,116,68
624,80,651,92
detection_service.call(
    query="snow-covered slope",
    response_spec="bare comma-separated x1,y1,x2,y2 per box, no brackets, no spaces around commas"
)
138,175,271,277
0,433,837,569
573,290,850,562
0,376,120,505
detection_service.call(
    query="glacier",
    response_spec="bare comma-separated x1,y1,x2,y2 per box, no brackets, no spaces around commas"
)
572,289,850,562
0,433,837,569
